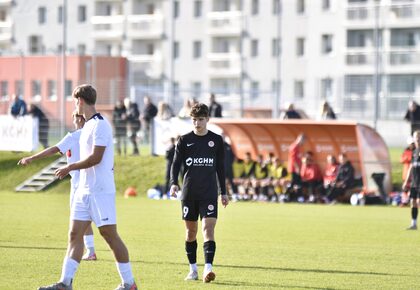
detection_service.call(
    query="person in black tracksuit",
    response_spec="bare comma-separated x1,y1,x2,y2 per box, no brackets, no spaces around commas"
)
403,130,420,230
170,103,229,283
326,153,355,203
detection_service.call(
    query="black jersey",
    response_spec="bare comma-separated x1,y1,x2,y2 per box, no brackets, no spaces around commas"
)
170,130,226,200
411,148,420,188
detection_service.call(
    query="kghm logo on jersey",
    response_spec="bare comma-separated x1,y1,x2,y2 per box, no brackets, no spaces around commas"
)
185,157,214,167
208,141,215,147
208,204,214,211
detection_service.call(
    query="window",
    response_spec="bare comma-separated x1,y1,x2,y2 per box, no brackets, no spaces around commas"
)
321,78,333,99
105,4,112,16
294,80,304,99
147,4,155,14
1,81,8,99
296,38,305,56
174,42,179,59
347,30,368,47
29,35,42,54
31,80,42,100
252,0,259,15
147,43,154,55
193,41,202,58
251,81,259,99
273,0,280,14
174,1,179,18
38,6,46,24
251,39,258,57
78,5,86,22
173,82,180,98
57,44,63,53
47,80,57,101
322,0,330,11
58,6,63,23
297,0,305,14
192,82,201,99
272,80,280,93
272,38,280,57
322,34,333,54
65,80,73,99
194,1,202,18
15,80,23,97
78,44,86,55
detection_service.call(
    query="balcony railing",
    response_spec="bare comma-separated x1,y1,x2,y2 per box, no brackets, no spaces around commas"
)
346,49,375,66
207,11,243,36
346,3,420,22
91,15,124,40
126,14,164,39
128,54,163,78
0,21,12,42
208,53,241,77
346,48,420,66
389,48,420,65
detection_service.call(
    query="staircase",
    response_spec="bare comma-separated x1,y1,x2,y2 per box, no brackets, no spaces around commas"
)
15,156,68,192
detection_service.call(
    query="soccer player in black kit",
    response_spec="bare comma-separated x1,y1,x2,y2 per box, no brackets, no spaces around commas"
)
403,130,420,230
170,103,229,283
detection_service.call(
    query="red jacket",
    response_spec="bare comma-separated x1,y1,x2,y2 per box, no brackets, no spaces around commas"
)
401,148,413,182
324,163,339,185
288,141,302,174
300,163,323,182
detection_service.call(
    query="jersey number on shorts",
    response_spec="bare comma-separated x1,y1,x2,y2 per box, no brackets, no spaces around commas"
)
183,206,189,218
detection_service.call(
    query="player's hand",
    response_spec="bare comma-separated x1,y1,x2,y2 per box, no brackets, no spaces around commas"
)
17,157,32,166
402,180,409,192
55,165,71,179
170,185,179,198
221,194,229,208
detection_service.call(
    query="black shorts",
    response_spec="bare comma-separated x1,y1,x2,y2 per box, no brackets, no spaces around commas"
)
181,200,218,221
410,188,420,199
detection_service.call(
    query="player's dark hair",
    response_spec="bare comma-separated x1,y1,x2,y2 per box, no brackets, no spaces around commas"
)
190,103,209,118
73,84,97,105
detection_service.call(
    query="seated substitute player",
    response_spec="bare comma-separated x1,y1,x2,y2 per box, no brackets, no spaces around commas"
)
38,84,137,290
17,110,97,261
170,103,229,283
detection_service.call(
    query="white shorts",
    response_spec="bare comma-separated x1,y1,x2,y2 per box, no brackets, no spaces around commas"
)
70,192,116,227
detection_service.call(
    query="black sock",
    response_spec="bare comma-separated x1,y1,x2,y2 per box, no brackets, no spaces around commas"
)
412,207,418,220
185,240,197,264
203,240,216,264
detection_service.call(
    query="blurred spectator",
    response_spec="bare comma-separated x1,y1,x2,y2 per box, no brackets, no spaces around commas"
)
239,152,256,200
209,93,222,118
401,136,415,183
267,157,289,202
112,100,127,156
325,153,355,203
323,155,339,193
224,138,237,197
124,98,141,155
404,100,420,135
300,151,323,202
157,101,174,121
164,137,176,198
10,94,27,117
178,98,197,118
141,96,158,143
28,103,49,149
320,101,336,120
288,134,305,192
282,103,301,119
251,154,269,201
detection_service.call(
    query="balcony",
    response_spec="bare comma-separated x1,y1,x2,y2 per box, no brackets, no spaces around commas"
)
208,53,241,78
126,14,164,39
128,54,163,78
346,48,375,66
207,11,243,36
0,21,12,43
91,15,124,40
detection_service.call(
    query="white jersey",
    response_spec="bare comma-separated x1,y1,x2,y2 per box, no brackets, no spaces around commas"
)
78,113,115,195
55,130,82,192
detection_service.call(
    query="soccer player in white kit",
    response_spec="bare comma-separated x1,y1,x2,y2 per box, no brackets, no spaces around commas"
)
18,111,98,261
38,84,137,290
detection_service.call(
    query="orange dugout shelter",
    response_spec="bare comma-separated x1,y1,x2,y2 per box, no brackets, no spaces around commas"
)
210,119,392,195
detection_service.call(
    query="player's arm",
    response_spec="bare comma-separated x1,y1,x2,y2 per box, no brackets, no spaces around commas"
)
55,145,105,179
403,164,413,191
216,137,229,207
17,146,60,166
169,138,183,197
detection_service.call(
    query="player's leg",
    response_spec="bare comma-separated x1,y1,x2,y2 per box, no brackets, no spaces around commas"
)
183,200,199,281
38,220,90,290
201,217,217,283
407,189,419,230
82,223,97,261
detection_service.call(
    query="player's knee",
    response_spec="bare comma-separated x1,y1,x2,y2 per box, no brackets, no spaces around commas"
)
186,229,197,240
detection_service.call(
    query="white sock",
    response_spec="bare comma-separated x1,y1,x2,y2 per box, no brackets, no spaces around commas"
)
83,235,95,253
116,262,134,285
189,263,197,272
59,257,79,286
412,219,417,226
204,263,212,273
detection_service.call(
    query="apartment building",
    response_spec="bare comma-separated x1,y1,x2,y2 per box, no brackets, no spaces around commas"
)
1,0,420,122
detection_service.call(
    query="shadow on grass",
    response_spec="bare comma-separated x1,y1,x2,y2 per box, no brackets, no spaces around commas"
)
0,244,67,251
213,280,338,290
